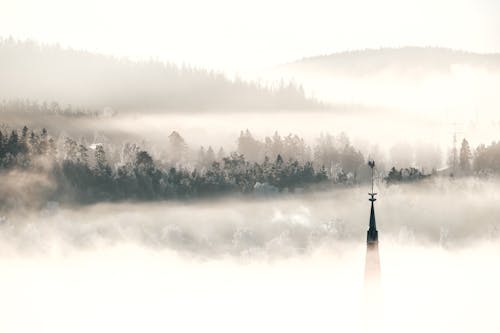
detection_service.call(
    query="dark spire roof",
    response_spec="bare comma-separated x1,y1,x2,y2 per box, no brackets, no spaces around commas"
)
367,159,378,244
367,193,378,244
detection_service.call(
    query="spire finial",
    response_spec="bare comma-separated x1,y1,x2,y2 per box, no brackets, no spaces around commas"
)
368,159,377,201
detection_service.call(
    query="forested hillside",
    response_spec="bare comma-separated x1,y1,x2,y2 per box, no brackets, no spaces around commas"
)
0,38,323,112
282,47,500,76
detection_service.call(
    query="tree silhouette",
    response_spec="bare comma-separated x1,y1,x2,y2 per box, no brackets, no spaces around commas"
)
459,138,472,174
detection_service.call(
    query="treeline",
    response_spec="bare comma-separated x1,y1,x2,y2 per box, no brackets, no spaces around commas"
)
0,126,57,168
384,137,500,182
235,130,365,183
4,125,500,206
474,141,500,175
385,167,430,184
0,99,105,117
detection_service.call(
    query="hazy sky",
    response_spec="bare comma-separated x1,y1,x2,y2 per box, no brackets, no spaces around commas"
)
1,0,499,71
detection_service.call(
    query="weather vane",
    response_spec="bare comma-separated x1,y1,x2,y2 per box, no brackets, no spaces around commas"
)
368,159,376,198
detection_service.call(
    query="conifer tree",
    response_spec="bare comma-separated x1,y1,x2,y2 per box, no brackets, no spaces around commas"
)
459,138,472,173
7,130,19,156
40,128,48,155
94,144,111,177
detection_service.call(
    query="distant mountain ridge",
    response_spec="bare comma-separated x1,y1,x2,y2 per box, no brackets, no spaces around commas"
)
281,47,500,76
0,38,323,112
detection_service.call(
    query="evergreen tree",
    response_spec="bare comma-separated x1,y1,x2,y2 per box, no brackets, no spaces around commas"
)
77,144,89,165
94,144,111,177
64,137,78,161
168,131,187,163
7,130,19,156
48,137,57,158
135,150,155,175
459,138,472,173
29,131,40,155
19,126,29,154
40,128,48,155
276,154,284,165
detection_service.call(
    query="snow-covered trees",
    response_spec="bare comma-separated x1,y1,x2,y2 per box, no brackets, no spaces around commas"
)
9,126,500,204
0,126,338,203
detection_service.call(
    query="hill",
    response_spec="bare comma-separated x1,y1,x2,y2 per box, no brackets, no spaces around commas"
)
0,38,323,112
272,47,500,116
280,47,500,77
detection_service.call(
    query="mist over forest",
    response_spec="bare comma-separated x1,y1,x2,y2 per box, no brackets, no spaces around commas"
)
2,39,500,220
0,38,321,112
272,47,500,119
2,30,500,332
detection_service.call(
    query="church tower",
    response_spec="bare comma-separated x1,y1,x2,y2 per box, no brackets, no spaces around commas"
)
362,160,382,329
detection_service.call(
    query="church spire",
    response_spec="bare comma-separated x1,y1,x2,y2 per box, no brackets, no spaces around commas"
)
367,160,378,244
362,159,382,330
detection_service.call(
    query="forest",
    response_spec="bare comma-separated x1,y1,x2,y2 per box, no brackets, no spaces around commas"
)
0,121,498,209
0,125,349,206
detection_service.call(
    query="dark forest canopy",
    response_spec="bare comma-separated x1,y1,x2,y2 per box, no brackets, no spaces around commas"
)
0,38,324,112
0,126,334,207
1,125,500,209
0,126,368,208
281,47,500,77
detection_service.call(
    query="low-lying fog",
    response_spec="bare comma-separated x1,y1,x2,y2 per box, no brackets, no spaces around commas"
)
272,65,500,118
1,178,499,332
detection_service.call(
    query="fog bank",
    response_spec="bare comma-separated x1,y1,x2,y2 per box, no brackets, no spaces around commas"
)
0,179,499,332
2,178,499,256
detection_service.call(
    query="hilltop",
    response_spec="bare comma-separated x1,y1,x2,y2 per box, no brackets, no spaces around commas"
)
280,47,500,77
